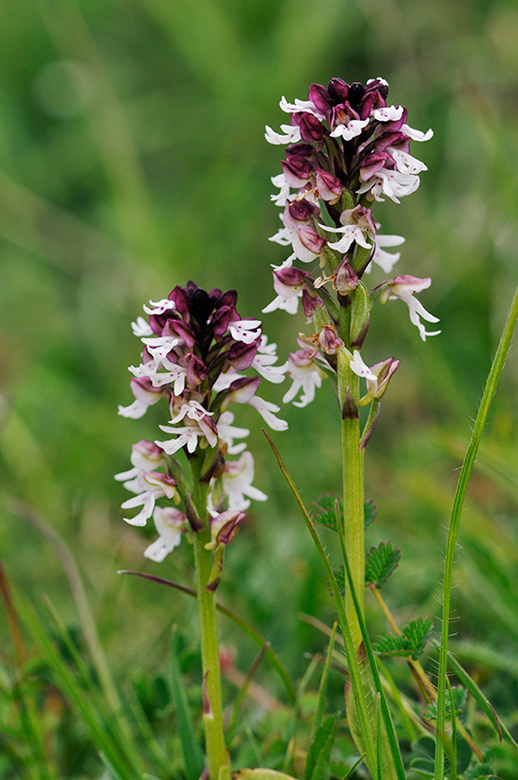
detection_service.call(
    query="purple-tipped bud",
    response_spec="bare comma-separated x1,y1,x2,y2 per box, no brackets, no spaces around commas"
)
315,169,343,203
316,323,344,355
281,156,314,188
292,112,327,143
131,377,165,405
327,77,350,105
334,258,359,294
179,353,206,388
292,225,326,262
228,338,260,370
366,357,400,400
285,142,315,159
210,304,239,339
206,509,246,550
308,82,332,114
360,151,392,181
283,198,319,228
302,289,323,318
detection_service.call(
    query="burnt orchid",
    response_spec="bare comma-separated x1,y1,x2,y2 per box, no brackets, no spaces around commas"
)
265,76,438,778
116,281,286,780
117,281,286,545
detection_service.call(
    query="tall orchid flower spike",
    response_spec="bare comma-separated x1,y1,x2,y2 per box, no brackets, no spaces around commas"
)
264,75,437,410
263,76,439,780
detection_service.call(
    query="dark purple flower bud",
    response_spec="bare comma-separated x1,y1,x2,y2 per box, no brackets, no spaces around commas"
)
360,151,392,181
358,89,386,119
228,338,260,370
346,82,366,110
374,131,411,155
216,288,238,309
334,258,359,294
210,304,239,339
222,375,261,407
327,77,350,105
179,353,206,388
281,156,313,188
283,198,319,228
308,83,332,114
168,284,190,321
317,323,344,355
291,112,326,143
302,289,323,318
285,142,315,159
206,510,246,550
315,169,342,203
365,78,389,100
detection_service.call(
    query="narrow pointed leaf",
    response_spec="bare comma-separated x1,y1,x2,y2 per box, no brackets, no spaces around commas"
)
171,628,205,780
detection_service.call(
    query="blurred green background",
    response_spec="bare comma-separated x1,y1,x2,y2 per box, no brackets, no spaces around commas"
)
1,0,518,766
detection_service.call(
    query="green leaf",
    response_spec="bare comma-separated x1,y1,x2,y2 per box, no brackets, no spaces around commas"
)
313,495,342,532
170,627,205,780
365,542,400,588
465,763,498,779
403,617,435,660
313,496,376,532
374,617,434,661
425,686,467,721
333,566,346,596
349,281,370,345
304,712,340,780
364,499,377,528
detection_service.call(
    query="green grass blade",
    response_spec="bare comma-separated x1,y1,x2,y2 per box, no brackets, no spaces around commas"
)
14,592,140,780
434,285,518,779
310,621,338,748
170,626,205,780
443,648,518,749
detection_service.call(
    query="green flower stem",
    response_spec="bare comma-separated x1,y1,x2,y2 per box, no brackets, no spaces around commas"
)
337,347,364,651
193,529,230,780
190,468,230,780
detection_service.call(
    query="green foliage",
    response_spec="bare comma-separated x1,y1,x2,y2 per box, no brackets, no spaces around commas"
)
464,763,499,779
374,618,435,661
313,495,376,532
365,542,401,588
303,712,340,780
170,628,205,780
425,686,467,722
1,1,518,777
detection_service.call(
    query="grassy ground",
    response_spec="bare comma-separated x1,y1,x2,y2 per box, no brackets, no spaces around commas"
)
1,1,517,777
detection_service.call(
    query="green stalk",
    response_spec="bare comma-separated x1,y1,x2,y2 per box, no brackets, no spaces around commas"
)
434,285,518,779
337,347,364,651
190,473,231,780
